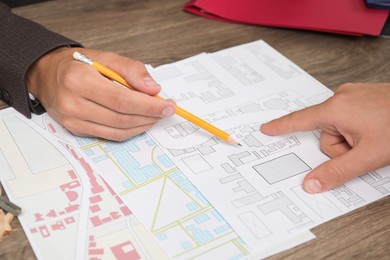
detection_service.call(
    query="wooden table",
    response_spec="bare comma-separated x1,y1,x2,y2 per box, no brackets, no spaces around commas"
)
1,0,389,259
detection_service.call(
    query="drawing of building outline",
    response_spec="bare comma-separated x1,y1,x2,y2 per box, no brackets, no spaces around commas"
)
2,39,390,259
74,133,249,259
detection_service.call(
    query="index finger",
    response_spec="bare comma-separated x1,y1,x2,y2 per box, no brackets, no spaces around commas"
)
96,52,161,96
260,103,323,136
92,78,173,117
67,64,173,117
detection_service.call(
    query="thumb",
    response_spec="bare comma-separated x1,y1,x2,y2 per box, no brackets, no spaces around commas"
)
302,145,374,193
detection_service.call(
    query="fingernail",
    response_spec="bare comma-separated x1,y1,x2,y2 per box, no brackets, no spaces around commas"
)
162,105,174,117
304,178,323,193
166,98,177,105
144,77,159,88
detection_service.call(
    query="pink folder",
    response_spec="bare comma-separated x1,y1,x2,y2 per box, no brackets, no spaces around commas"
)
184,0,389,36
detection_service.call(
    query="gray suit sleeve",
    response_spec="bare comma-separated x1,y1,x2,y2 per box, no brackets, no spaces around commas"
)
0,3,82,117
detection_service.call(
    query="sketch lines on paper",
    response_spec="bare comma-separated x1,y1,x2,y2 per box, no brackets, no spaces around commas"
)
75,133,249,259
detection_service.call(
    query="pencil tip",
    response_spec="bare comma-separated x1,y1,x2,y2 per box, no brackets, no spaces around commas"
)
227,137,242,146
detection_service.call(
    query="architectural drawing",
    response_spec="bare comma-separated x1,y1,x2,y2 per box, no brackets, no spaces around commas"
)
1,40,389,259
360,171,390,195
147,40,390,253
72,132,248,259
0,109,250,259
0,111,167,260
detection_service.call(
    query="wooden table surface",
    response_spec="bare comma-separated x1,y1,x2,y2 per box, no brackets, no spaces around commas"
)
1,0,390,259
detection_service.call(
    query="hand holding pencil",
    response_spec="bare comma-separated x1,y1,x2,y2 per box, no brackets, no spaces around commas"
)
26,46,239,144
73,51,241,145
26,47,175,141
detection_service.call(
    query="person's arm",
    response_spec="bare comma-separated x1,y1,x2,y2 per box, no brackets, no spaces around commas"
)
0,2,81,117
0,3,175,141
26,47,176,141
260,83,390,193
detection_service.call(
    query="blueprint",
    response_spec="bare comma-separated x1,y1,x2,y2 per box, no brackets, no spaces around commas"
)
0,109,168,260
0,107,264,259
147,40,390,255
0,40,389,259
69,131,249,259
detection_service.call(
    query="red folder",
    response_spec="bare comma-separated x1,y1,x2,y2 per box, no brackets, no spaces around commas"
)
184,0,389,36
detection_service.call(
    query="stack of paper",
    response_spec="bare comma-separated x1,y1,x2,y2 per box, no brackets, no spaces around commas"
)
184,0,389,36
1,40,389,259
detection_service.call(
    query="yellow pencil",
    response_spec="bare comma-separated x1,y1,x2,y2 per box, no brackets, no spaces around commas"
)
73,52,241,146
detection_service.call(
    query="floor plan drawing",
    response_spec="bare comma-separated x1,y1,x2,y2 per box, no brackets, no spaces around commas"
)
1,39,389,259
1,109,249,259
0,110,168,260
360,170,390,195
146,40,390,254
71,133,249,259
